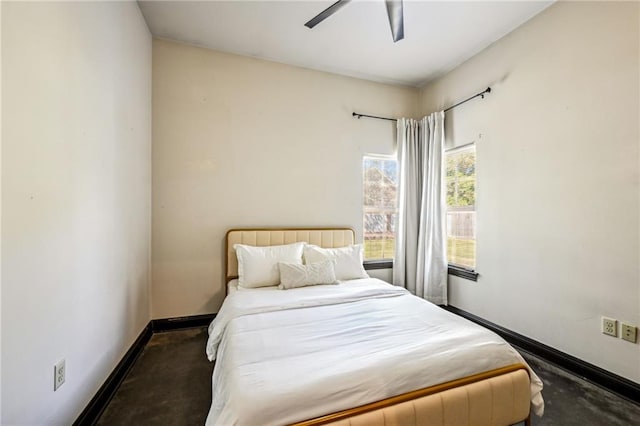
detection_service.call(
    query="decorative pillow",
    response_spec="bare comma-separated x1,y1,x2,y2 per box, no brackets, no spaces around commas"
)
234,242,305,288
278,261,338,290
303,244,369,281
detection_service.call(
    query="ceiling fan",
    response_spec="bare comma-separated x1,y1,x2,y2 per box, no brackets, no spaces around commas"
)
304,0,404,43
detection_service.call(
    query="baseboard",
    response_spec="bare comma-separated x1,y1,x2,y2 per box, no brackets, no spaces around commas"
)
74,313,216,425
442,305,640,404
73,323,153,426
152,313,216,332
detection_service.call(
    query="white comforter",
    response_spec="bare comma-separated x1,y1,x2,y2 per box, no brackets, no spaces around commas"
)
206,278,544,426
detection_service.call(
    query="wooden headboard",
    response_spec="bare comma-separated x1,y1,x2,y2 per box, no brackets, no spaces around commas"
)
225,228,355,282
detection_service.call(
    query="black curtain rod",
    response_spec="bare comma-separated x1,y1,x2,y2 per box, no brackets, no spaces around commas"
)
352,87,492,122
443,87,491,112
351,112,398,121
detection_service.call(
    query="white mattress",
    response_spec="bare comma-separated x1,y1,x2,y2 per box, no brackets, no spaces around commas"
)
227,279,280,294
206,278,544,426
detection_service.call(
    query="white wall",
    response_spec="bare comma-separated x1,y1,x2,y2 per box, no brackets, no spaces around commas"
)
152,39,416,318
368,268,393,283
1,2,152,424
419,1,639,383
0,1,3,420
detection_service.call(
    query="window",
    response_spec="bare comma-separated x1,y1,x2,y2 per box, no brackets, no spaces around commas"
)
445,144,476,270
363,156,398,260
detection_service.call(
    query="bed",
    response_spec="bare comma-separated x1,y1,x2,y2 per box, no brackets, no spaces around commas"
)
206,228,544,426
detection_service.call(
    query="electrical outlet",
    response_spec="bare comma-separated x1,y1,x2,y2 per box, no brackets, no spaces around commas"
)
602,317,617,337
54,359,65,391
621,323,637,343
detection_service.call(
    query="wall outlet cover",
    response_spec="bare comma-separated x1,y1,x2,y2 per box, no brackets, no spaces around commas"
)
621,323,637,343
602,317,617,337
54,359,65,391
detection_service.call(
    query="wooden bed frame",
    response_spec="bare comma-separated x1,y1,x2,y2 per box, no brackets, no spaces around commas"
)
225,228,532,426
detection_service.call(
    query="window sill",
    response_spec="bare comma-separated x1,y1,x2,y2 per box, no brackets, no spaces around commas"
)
448,265,478,282
363,260,393,270
362,261,477,281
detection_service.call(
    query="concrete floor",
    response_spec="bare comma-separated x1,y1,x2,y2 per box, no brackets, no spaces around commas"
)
97,328,640,425
518,349,640,426
97,328,213,426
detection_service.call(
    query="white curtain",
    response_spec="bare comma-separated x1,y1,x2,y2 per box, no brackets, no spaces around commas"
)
393,112,448,305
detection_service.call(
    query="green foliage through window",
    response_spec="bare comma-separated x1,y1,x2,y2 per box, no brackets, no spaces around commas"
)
446,149,476,207
446,145,476,270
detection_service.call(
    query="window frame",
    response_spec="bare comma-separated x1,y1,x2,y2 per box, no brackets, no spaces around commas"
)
362,154,398,266
445,143,478,281
447,264,479,281
363,259,393,270
359,149,481,280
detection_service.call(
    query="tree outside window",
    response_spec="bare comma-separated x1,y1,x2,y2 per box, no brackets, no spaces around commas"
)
445,145,476,269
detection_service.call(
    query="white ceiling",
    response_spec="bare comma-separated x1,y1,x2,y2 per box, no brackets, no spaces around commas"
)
138,0,553,87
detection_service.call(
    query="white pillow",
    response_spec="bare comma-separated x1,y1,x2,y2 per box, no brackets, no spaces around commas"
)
235,242,305,288
278,261,338,289
303,244,369,281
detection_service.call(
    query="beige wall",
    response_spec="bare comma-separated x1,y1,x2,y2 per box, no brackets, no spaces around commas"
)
1,2,152,424
419,1,639,382
0,1,3,420
152,39,416,318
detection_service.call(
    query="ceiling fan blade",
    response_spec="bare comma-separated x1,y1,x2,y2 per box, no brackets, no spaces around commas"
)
305,0,352,29
385,0,404,42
